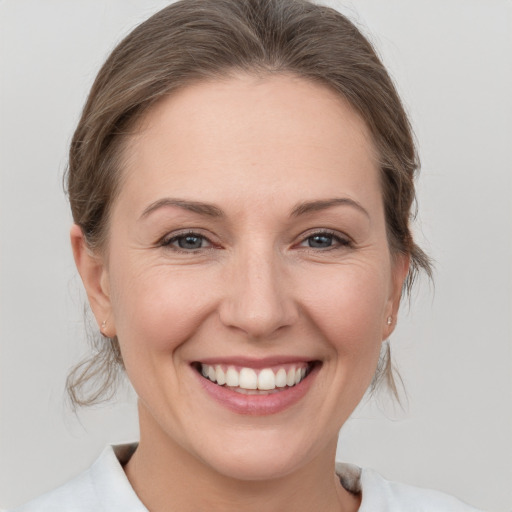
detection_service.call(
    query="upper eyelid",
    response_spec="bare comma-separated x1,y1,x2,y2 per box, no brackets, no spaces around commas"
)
157,228,352,247
298,228,351,242
160,230,214,246
296,231,354,251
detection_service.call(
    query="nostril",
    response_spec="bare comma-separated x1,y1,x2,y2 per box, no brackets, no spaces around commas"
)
217,260,299,338
218,298,299,339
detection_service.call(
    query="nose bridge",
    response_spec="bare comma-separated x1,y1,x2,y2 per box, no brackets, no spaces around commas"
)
219,239,297,338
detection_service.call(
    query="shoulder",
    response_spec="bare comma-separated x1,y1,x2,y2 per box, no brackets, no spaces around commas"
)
336,463,484,512
9,445,146,512
9,469,95,512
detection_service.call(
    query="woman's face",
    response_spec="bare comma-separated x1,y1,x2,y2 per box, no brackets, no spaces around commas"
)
76,74,406,480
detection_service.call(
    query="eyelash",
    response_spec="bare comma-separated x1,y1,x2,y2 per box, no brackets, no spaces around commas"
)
160,230,215,253
297,230,352,251
159,229,352,253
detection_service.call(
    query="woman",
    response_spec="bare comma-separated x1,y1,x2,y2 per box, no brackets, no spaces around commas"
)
7,0,488,510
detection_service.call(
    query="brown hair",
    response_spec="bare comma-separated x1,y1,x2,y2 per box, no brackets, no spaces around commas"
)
66,0,432,407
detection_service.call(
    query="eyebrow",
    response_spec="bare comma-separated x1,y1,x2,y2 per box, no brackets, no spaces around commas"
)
140,198,224,219
139,196,369,220
291,197,370,219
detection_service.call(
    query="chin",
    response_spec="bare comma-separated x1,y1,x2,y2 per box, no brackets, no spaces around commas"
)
188,424,325,482
201,444,309,482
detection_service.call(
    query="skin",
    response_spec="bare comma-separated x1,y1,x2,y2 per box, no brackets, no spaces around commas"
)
72,74,408,512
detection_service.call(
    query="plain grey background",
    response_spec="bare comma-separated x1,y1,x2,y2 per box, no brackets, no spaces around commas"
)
0,1,510,510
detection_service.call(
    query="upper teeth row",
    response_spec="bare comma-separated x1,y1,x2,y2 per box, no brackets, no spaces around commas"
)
200,364,308,391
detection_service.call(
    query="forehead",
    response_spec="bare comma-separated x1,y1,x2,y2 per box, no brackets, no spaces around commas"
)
118,74,380,214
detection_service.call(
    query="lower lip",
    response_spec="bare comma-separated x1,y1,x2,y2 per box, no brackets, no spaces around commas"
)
194,365,319,416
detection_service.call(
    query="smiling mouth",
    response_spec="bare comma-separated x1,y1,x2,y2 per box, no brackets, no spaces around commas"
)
192,361,319,395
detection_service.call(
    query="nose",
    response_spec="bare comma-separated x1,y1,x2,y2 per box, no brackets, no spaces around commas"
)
218,244,299,340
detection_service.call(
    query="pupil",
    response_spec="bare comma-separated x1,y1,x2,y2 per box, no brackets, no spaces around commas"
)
309,235,332,248
179,235,202,249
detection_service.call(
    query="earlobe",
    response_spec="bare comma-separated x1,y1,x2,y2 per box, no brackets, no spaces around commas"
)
384,252,410,338
70,224,115,336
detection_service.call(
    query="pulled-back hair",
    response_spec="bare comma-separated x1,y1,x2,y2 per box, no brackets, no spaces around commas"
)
66,0,432,407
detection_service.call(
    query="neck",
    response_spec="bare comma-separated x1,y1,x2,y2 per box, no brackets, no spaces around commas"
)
124,404,360,512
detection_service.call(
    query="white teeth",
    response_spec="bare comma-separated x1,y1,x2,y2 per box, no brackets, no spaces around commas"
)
275,368,287,388
199,363,311,391
286,368,296,387
234,388,280,395
225,367,239,387
257,368,275,390
239,368,258,389
216,366,226,385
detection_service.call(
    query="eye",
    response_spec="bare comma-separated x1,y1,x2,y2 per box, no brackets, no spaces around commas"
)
299,231,351,250
307,234,335,248
161,232,212,251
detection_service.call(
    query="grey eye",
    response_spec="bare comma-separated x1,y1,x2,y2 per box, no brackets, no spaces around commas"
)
307,234,334,248
176,234,205,250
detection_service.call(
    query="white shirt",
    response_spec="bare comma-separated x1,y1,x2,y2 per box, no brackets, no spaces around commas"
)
10,444,483,511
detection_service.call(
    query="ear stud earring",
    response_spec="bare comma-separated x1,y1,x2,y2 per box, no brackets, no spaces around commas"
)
386,316,393,325
101,320,107,331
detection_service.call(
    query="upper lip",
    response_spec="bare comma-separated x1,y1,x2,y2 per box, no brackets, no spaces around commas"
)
192,356,316,369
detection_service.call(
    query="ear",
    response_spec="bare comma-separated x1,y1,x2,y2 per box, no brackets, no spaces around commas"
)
383,252,410,339
70,224,115,338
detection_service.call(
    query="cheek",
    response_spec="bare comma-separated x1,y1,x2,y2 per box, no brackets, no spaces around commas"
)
109,263,215,354
297,262,389,355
